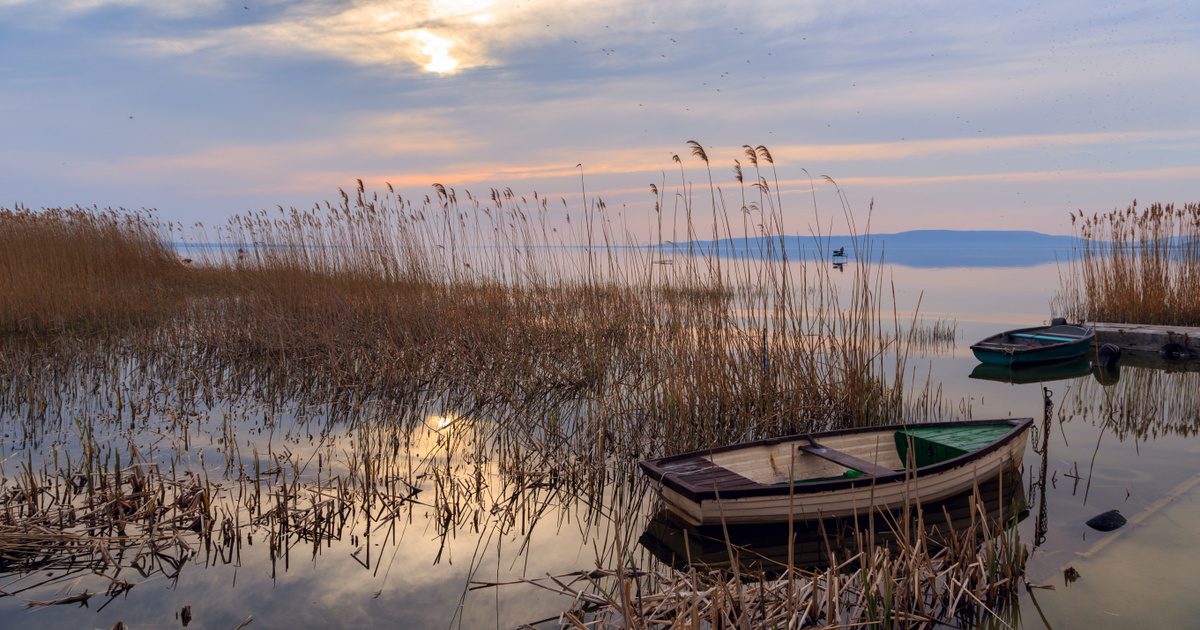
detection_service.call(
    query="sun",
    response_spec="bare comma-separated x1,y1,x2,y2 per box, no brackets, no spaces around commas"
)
411,30,460,75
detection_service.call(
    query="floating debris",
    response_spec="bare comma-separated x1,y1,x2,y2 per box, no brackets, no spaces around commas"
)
1063,566,1080,585
1085,509,1127,532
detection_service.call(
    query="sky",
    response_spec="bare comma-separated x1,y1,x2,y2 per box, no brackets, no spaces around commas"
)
1,0,1197,239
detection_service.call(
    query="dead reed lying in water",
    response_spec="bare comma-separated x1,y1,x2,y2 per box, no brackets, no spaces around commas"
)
0,461,206,607
1059,200,1200,325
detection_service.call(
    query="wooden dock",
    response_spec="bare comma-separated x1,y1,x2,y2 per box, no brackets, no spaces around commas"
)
1088,322,1200,358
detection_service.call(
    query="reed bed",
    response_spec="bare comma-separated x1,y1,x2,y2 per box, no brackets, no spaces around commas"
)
1059,201,1200,325
0,206,186,336
2,148,914,452
0,146,993,625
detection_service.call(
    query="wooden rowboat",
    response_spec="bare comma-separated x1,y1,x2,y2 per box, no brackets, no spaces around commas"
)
970,323,1094,367
639,418,1032,526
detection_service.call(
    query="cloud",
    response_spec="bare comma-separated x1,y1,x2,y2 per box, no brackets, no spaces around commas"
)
768,130,1200,163
0,0,225,17
822,165,1200,187
15,0,829,75
79,127,1200,198
65,109,482,199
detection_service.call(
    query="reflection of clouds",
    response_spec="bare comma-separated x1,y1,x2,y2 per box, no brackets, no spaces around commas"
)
15,524,575,628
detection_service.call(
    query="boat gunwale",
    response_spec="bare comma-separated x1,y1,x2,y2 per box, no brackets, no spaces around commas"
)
639,417,1033,503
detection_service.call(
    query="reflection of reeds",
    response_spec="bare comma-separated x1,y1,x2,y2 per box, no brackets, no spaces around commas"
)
1064,364,1200,440
1058,201,1200,325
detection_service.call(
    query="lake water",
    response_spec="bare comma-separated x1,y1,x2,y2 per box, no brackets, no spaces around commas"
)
2,251,1198,629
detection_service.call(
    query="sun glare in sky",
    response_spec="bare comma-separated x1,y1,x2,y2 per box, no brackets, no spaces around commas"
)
411,29,460,75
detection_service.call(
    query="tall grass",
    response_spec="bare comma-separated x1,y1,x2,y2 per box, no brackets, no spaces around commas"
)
1059,201,1200,325
0,206,184,336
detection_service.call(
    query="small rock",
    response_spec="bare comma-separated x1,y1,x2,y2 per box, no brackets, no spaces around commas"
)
181,605,192,627
1085,509,1126,532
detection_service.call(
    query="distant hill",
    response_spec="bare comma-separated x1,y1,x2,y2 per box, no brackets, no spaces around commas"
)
656,230,1085,268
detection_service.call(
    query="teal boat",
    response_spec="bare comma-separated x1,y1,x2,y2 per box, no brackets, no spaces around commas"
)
970,323,1094,367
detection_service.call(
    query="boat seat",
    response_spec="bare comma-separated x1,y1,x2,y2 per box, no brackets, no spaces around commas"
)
659,455,765,492
1009,332,1076,342
797,440,894,477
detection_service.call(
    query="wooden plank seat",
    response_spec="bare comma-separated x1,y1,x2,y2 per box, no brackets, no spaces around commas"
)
797,440,895,477
659,455,764,492
1009,332,1077,342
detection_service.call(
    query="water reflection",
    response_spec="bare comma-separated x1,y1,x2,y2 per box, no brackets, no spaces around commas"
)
671,231,1082,269
969,357,1096,385
1062,355,1200,440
